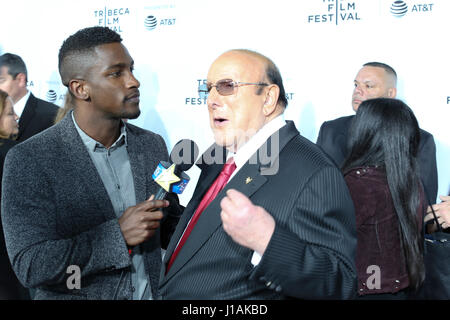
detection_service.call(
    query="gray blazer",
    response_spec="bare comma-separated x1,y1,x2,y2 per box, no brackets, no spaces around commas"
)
1,113,180,299
159,121,357,299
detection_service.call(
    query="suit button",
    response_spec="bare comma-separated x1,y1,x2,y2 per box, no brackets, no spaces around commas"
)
275,285,282,292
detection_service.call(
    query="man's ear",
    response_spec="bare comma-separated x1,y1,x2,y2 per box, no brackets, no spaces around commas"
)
15,73,27,88
68,79,90,101
388,87,397,98
263,84,280,117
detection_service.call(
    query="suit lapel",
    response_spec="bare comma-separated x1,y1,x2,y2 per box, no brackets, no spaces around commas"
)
124,126,147,204
162,162,222,263
162,163,267,282
17,93,36,140
58,113,116,221
162,143,226,267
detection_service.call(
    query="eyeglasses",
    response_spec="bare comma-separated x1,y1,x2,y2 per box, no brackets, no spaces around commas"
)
198,79,269,99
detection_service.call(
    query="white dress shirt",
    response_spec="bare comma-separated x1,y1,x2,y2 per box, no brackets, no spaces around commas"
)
13,90,30,119
228,114,286,180
226,114,286,265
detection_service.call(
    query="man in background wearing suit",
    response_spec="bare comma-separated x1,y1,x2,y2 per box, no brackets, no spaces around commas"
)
2,26,181,299
159,49,357,299
0,53,59,142
0,53,59,300
316,62,438,202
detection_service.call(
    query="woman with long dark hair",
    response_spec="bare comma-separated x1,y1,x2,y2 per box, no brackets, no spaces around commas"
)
342,97,425,299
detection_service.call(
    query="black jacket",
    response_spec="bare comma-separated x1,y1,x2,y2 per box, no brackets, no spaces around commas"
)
17,93,59,142
316,115,438,203
160,121,357,299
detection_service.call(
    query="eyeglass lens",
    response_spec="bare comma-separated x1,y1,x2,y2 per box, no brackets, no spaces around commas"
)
199,79,235,99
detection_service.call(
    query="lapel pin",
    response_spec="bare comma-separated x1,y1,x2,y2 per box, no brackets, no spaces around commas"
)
245,177,252,184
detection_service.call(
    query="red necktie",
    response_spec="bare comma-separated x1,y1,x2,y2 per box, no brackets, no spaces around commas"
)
166,158,236,272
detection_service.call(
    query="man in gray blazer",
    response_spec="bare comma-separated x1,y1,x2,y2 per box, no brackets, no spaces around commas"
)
159,49,357,299
1,26,181,300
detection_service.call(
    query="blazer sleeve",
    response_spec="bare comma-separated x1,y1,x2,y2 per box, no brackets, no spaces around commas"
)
1,147,131,288
417,132,438,203
249,166,357,299
316,121,327,146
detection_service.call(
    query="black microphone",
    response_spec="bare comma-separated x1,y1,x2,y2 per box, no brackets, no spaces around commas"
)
152,139,199,200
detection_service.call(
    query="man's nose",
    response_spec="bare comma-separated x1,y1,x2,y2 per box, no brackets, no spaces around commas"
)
207,87,222,108
353,85,363,95
127,71,140,88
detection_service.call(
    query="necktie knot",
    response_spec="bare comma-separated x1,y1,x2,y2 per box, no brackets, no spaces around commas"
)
221,157,236,178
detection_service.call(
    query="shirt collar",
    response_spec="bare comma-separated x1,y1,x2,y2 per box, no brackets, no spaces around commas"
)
13,90,30,119
229,114,286,170
71,111,127,152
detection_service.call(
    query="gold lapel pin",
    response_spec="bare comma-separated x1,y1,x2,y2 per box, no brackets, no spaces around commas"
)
245,177,252,184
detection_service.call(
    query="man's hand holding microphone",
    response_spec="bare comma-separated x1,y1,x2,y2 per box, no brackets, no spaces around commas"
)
119,139,198,248
119,195,169,247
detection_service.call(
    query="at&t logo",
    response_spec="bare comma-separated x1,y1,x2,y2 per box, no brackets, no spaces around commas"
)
390,1,434,18
144,14,176,31
46,90,57,103
145,15,158,30
46,89,65,104
390,1,408,17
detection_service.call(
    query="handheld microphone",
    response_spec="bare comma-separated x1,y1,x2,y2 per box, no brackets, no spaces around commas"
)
152,139,199,200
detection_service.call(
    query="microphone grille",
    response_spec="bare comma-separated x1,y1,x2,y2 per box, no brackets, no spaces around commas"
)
169,139,199,172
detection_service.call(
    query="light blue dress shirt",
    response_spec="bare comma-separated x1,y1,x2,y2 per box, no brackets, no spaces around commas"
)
71,111,151,300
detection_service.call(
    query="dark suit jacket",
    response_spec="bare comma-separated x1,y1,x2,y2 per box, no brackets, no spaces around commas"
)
1,113,181,299
17,93,59,142
316,115,438,202
159,120,357,299
0,139,29,299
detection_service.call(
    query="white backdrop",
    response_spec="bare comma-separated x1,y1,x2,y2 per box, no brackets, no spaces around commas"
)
1,0,448,205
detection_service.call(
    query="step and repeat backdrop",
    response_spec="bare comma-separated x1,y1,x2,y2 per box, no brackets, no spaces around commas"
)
1,0,448,205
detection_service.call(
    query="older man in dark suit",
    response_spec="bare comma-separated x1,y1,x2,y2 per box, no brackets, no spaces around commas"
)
159,49,357,299
316,62,438,203
0,53,59,142
1,27,181,300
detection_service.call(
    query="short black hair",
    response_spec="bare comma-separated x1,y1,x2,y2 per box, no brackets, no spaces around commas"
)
58,26,122,86
0,53,28,81
363,62,397,79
